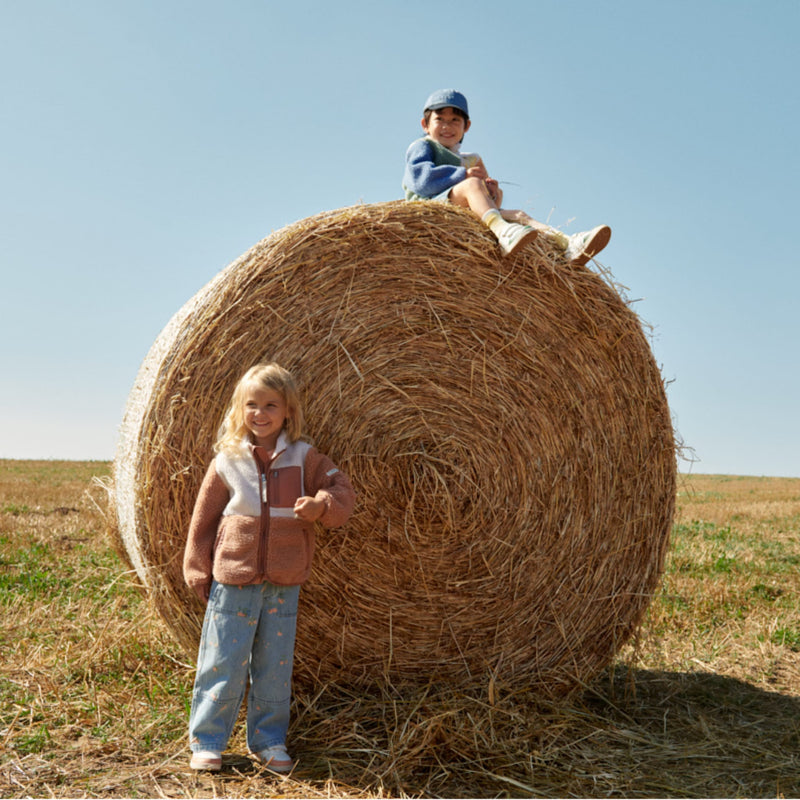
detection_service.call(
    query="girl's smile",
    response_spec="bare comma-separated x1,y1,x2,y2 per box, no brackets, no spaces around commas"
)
243,386,288,449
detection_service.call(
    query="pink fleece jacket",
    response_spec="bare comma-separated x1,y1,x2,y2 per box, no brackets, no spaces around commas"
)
183,436,355,600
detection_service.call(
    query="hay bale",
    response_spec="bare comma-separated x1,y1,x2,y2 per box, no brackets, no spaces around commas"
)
114,200,676,694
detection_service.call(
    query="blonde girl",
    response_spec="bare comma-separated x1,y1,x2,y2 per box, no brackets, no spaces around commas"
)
183,362,355,773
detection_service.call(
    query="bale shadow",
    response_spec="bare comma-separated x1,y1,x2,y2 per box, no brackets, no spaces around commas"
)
286,666,800,798
578,666,800,798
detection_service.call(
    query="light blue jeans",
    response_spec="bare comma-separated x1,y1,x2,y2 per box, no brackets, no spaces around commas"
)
189,580,300,754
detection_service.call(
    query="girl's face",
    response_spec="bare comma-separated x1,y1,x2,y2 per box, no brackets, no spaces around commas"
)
422,107,470,149
243,385,288,449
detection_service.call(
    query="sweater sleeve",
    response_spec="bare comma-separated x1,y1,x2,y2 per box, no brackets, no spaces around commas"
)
403,138,467,200
303,448,356,529
183,460,231,598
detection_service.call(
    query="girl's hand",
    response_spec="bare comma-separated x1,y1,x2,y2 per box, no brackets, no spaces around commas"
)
293,495,325,522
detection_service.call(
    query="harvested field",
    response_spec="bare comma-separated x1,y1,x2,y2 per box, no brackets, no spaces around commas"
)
2,461,799,797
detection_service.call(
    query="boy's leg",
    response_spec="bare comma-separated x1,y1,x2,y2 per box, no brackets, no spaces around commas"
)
500,209,569,249
449,175,496,217
189,582,262,754
246,583,301,754
500,209,550,233
450,177,537,257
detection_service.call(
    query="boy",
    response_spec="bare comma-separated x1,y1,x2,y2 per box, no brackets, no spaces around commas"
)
402,89,611,263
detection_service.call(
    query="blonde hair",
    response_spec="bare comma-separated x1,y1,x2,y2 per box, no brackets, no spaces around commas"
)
215,362,304,454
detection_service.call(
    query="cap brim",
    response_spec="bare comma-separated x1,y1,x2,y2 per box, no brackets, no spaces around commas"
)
425,102,469,116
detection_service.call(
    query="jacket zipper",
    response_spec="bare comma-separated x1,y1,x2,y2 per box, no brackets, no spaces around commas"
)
255,446,284,581
255,452,270,580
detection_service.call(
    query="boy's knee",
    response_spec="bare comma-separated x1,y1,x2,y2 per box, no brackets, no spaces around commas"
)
462,175,487,191
452,176,489,203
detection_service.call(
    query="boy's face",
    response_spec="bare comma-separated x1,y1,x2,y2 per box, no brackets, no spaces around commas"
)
422,107,470,149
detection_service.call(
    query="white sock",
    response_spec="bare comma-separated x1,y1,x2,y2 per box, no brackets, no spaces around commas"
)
482,208,511,236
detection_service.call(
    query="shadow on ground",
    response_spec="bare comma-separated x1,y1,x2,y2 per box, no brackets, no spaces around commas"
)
571,666,800,798
297,666,800,798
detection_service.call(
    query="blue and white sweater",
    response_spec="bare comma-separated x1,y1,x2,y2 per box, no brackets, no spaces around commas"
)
402,136,471,201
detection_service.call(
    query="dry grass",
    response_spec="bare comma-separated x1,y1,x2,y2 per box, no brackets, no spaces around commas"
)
635,474,800,690
113,200,675,693
2,461,799,797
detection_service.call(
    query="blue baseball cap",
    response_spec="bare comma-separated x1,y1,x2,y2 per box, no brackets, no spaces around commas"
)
423,88,469,119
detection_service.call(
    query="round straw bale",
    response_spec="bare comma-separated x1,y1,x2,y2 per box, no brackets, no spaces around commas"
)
114,200,676,694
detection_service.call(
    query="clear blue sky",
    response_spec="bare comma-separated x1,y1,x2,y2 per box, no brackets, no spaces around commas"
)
1,0,798,477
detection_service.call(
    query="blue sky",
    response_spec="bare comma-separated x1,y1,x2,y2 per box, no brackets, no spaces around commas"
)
1,0,798,477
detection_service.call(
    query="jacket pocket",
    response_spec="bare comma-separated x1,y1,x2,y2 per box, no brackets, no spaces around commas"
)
212,515,261,585
267,523,314,585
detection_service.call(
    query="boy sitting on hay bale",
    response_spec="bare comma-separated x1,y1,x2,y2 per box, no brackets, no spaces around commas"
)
403,88,611,262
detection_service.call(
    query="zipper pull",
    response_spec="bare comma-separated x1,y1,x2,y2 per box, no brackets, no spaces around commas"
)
260,471,267,504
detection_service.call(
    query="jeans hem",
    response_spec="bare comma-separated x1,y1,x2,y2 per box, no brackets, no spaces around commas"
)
249,740,287,753
190,744,227,753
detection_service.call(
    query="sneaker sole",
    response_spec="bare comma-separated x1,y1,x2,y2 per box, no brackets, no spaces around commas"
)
254,748,294,773
571,225,611,266
258,759,293,774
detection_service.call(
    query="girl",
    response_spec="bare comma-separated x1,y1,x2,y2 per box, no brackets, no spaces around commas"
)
183,362,355,773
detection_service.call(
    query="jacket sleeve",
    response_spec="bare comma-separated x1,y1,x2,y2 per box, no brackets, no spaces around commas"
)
304,448,356,529
183,460,231,598
403,138,467,199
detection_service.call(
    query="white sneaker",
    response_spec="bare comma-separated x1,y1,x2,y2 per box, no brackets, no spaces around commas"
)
255,744,293,773
496,223,538,257
564,225,611,265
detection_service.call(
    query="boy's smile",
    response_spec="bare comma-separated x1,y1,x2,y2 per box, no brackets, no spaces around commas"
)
422,107,470,150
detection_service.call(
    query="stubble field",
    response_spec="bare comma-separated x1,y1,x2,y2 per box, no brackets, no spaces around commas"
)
1,460,799,798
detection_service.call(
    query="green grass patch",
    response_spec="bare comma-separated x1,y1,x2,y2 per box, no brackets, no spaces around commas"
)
13,724,52,755
0,541,69,597
0,539,129,604
771,627,800,651
1,502,32,515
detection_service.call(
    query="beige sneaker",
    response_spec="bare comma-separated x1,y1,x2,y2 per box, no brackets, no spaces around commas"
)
564,225,611,265
190,750,222,771
255,744,293,773
496,223,538,257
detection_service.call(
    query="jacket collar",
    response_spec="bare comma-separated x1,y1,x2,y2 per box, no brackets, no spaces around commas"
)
248,430,289,464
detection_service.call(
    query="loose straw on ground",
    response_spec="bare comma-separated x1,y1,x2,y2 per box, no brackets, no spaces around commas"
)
112,200,676,695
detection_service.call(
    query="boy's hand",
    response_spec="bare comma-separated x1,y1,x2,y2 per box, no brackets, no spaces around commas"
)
466,164,489,180
485,177,502,205
294,495,325,522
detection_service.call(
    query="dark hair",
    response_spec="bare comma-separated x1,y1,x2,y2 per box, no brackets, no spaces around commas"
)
423,106,469,125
